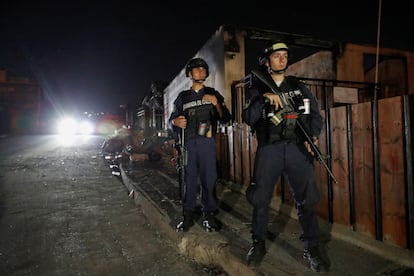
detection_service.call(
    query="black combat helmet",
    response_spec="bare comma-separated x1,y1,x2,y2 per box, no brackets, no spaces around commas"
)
259,42,290,66
185,58,209,78
258,42,290,74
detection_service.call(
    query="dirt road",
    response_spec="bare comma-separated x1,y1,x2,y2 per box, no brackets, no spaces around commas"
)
0,135,212,275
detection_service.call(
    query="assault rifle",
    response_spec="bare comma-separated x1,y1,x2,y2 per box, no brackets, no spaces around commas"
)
174,128,188,201
250,69,338,183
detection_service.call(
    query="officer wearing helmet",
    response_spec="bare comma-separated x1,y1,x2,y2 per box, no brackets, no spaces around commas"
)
242,42,329,272
169,57,231,232
185,58,209,81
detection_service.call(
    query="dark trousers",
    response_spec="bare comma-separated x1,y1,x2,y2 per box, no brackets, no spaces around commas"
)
183,137,217,214
250,142,321,249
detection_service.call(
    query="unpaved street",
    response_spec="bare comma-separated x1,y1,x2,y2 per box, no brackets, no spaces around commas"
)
0,135,210,275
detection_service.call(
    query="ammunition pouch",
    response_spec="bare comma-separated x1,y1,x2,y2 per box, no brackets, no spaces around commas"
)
197,120,211,137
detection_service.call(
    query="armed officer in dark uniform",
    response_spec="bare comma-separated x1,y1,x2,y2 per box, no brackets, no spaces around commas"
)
242,42,330,272
169,57,231,232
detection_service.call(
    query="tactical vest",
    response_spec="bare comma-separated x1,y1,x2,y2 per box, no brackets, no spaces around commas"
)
254,76,309,146
181,87,217,140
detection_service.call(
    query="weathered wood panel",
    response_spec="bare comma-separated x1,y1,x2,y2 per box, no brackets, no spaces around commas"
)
315,111,329,220
215,130,230,180
352,102,376,238
233,125,243,185
227,125,235,182
378,96,407,248
330,106,350,225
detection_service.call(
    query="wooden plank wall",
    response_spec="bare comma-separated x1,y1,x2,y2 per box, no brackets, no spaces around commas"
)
219,95,412,250
378,96,406,248
330,106,351,225
215,129,230,180
352,102,376,238
227,125,235,182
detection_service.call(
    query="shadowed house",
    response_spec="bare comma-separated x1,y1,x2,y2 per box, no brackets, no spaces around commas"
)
161,24,414,251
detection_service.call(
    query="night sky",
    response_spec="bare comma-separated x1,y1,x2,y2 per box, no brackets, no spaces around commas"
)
1,0,411,114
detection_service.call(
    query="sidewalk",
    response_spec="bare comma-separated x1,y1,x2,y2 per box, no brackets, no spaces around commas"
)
117,160,414,275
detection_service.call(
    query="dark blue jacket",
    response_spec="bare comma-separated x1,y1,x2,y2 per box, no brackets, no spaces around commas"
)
169,86,231,140
242,73,322,147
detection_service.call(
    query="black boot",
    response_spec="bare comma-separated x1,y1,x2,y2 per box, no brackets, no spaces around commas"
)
246,236,266,266
176,212,194,232
303,246,329,272
202,212,220,232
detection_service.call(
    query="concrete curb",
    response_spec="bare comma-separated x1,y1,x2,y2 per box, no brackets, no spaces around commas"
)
119,163,257,275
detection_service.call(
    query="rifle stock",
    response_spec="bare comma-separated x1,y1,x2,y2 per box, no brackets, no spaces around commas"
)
250,69,338,183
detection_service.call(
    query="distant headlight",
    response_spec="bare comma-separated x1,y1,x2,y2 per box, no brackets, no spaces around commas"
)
79,120,94,135
56,117,94,135
57,117,78,135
